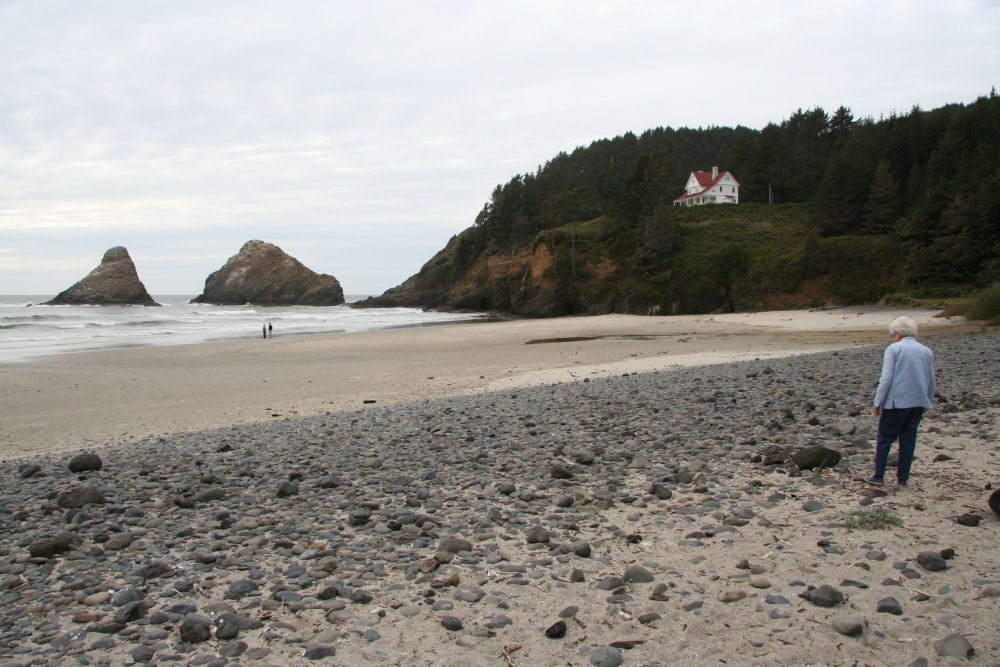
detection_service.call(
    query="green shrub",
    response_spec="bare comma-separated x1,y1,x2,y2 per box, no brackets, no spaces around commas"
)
841,508,902,530
881,293,912,306
966,282,1000,321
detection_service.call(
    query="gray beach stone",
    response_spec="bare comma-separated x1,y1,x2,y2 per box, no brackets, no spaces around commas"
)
956,513,981,526
134,559,174,579
526,525,551,544
832,617,867,637
876,597,903,615
792,446,841,470
934,632,974,659
68,453,103,473
439,536,472,553
220,641,248,657
916,551,947,572
19,463,42,478
111,586,144,606
304,646,336,660
113,600,146,623
276,481,299,497
348,509,370,525
194,486,225,502
596,576,626,591
441,616,463,631
130,645,155,663
179,614,212,643
989,489,1000,516
623,565,654,583
589,646,623,667
801,584,844,607
29,536,74,559
58,485,106,508
545,620,566,638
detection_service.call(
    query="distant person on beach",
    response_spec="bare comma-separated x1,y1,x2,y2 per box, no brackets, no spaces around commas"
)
866,316,935,487
268,322,273,338
263,324,267,339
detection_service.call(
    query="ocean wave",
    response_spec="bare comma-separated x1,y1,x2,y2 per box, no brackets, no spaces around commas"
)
199,309,259,315
1,314,52,322
123,320,173,327
0,299,487,362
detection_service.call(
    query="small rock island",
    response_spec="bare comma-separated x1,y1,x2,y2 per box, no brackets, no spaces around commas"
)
44,246,159,306
192,240,344,306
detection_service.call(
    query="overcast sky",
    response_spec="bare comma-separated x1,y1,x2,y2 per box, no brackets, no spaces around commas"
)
2,1,997,296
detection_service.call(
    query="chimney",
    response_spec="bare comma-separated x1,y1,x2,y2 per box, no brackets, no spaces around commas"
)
712,165,719,179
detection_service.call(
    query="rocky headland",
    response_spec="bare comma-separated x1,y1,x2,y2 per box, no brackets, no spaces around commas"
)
1,331,998,665
44,247,159,307
351,243,574,317
192,241,344,306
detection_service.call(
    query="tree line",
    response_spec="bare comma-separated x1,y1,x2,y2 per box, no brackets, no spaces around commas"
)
463,91,1000,293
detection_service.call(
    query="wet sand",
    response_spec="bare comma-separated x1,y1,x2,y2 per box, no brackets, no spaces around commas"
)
0,307,961,460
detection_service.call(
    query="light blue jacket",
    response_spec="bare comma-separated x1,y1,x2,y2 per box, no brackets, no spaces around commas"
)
874,336,936,409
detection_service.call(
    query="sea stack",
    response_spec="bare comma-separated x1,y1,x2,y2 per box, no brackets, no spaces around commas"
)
192,240,345,306
44,246,159,306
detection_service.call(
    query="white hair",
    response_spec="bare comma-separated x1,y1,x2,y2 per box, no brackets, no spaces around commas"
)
889,316,918,338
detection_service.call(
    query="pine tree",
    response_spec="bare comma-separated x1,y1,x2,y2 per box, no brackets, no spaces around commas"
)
861,158,899,233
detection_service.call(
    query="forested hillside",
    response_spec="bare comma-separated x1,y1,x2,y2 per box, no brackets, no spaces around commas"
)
359,92,1000,316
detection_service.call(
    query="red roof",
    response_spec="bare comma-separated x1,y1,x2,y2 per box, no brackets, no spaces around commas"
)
692,170,719,187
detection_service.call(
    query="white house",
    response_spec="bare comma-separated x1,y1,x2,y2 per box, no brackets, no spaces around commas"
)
673,166,740,206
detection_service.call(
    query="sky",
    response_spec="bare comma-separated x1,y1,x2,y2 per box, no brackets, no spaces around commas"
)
2,1,998,296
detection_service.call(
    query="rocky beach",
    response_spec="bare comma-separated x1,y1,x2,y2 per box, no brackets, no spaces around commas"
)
1,311,998,665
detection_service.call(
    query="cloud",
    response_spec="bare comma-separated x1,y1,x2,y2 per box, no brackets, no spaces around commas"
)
1,0,997,294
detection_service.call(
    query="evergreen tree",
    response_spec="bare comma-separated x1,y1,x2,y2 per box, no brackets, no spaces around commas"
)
812,141,874,235
828,105,857,146
861,158,900,233
709,243,749,312
617,152,673,220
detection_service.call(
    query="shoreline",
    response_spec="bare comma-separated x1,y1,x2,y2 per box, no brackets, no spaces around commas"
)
0,307,965,461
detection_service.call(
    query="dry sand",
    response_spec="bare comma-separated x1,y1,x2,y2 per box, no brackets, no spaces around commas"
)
0,307,961,461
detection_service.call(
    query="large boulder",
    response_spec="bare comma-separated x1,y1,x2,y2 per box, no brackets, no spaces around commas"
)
192,240,344,306
44,247,159,306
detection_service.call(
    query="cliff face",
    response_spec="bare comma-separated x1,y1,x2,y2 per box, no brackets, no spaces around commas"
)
45,247,159,306
192,240,344,306
355,240,608,317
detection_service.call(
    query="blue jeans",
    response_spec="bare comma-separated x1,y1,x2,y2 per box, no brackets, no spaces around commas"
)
875,407,924,484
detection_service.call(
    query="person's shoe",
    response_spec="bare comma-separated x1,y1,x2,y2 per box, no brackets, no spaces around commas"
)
897,481,908,487
864,475,884,485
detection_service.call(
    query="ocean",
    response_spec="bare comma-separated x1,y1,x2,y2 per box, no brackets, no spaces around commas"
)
0,295,486,363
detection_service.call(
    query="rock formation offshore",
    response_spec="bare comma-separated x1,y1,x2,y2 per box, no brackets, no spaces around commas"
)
44,246,159,306
192,240,344,306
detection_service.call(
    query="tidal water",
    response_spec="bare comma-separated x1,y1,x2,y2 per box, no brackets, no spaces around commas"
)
0,295,485,363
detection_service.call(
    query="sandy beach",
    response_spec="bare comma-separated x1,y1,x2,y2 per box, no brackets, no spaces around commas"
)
0,307,962,461
2,306,998,666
